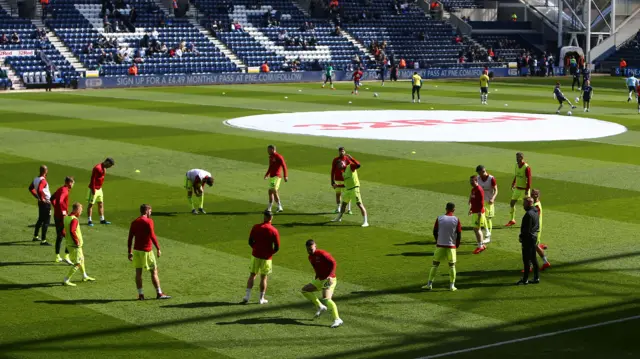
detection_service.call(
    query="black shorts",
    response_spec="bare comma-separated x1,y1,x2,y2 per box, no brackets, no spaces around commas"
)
412,85,421,91
55,216,64,238
629,86,636,93
480,87,488,94
557,97,566,104
38,202,51,222
325,75,332,81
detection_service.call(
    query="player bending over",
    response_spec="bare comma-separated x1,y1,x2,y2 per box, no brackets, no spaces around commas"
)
423,202,461,291
580,80,593,112
301,239,343,328
553,82,576,114
411,71,422,103
352,67,363,95
185,168,214,214
128,204,170,300
332,154,369,227
63,203,96,286
322,63,334,89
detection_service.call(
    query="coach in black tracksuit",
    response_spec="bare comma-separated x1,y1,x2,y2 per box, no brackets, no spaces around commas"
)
517,197,540,285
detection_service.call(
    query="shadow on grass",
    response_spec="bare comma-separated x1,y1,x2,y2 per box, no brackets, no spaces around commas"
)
216,316,325,327
274,212,331,216
162,301,238,309
386,252,434,257
277,221,337,228
394,241,432,246
0,261,58,267
0,240,39,246
35,299,138,305
462,225,510,231
0,282,61,290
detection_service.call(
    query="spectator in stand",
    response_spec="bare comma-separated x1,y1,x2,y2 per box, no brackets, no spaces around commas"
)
233,21,244,32
187,42,199,55
414,60,420,69
278,29,287,42
83,42,94,54
399,58,406,69
459,56,465,64
0,33,8,45
172,0,178,17
41,0,50,20
133,49,143,63
169,47,176,57
175,46,183,58
333,26,342,36
11,32,20,44
128,63,138,76
511,13,518,22
300,22,310,32
488,48,495,58
260,61,270,73
151,28,159,41
329,0,339,12
620,58,627,74
547,54,554,76
454,34,462,44
130,6,137,24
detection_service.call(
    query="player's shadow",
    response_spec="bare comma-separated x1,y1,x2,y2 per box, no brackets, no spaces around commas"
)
274,212,330,216
386,252,434,257
0,260,58,267
205,211,259,216
457,269,520,280
461,226,508,231
0,282,61,290
0,240,38,246
351,285,424,296
162,301,237,309
394,241,432,246
35,299,138,305
216,317,325,327
277,221,337,228
152,211,180,217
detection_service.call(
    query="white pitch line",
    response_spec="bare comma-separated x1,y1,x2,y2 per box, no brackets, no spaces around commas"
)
418,315,640,359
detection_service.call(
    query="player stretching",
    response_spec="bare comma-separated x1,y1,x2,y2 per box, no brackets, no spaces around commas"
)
265,145,288,212
330,147,351,214
51,176,74,264
301,239,343,328
352,67,363,95
28,165,52,246
332,154,369,227
506,152,531,227
87,157,114,226
243,210,280,304
626,74,637,102
476,165,497,241
322,63,334,89
479,71,490,104
411,71,422,103
184,168,214,214
423,202,461,291
63,202,96,286
532,189,551,271
128,204,170,300
469,175,487,254
580,80,593,112
553,82,576,114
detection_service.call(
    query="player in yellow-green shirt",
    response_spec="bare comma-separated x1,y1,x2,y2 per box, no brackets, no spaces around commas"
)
63,202,96,286
411,72,422,103
532,189,551,270
506,152,531,227
331,154,369,227
480,71,490,104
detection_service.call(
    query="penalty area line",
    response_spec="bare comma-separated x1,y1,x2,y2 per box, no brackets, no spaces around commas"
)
418,315,640,359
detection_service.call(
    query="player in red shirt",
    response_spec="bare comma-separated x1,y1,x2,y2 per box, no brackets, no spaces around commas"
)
87,157,114,227
352,67,363,95
242,210,281,304
128,204,170,300
330,147,351,214
301,239,343,328
469,175,487,254
50,176,75,264
28,165,52,246
264,145,288,213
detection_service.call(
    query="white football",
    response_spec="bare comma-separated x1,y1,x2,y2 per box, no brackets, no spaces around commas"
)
567,111,573,116
373,93,379,97
575,97,580,103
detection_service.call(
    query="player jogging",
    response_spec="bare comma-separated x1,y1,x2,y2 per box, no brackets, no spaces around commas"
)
553,82,576,114
571,68,581,91
265,145,288,212
626,74,637,102
330,147,351,214
411,71,422,103
423,202,461,291
87,157,115,226
476,165,497,241
50,176,74,264
242,210,280,304
580,80,593,112
301,239,343,328
63,202,96,286
352,67,363,95
128,204,171,300
469,175,487,254
506,152,531,227
532,189,551,271
322,63,334,89
479,71,490,104
28,165,52,246
184,168,214,214
332,154,369,227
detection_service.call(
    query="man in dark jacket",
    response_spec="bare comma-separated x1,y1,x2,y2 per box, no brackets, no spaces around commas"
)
517,197,540,285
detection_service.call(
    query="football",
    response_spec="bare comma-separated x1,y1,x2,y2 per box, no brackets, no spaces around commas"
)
567,111,573,116
374,93,379,97
575,97,580,103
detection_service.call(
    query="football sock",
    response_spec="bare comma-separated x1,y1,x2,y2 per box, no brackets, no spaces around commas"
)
363,215,368,223
302,291,321,308
347,203,351,211
510,206,516,221
88,216,92,222
449,265,456,283
543,256,549,263
487,218,493,233
80,262,87,276
137,288,143,295
100,215,105,221
428,264,439,282
260,291,266,300
323,299,339,320
188,196,194,210
268,201,273,210
41,222,49,242
66,265,78,281
336,204,341,211
245,288,251,298
198,194,204,209
157,287,162,294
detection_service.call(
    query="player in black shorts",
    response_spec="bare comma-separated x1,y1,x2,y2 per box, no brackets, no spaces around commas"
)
553,82,576,114
580,80,593,112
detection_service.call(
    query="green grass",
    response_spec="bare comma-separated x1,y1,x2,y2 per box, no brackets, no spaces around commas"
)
0,77,639,359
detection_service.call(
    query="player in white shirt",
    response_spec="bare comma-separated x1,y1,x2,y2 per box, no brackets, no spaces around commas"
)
28,165,52,246
475,165,498,242
184,169,214,214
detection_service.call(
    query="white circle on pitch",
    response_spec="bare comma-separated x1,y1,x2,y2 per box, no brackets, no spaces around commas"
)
224,110,627,142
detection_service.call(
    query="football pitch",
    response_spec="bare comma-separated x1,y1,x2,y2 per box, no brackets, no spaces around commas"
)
0,77,639,359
